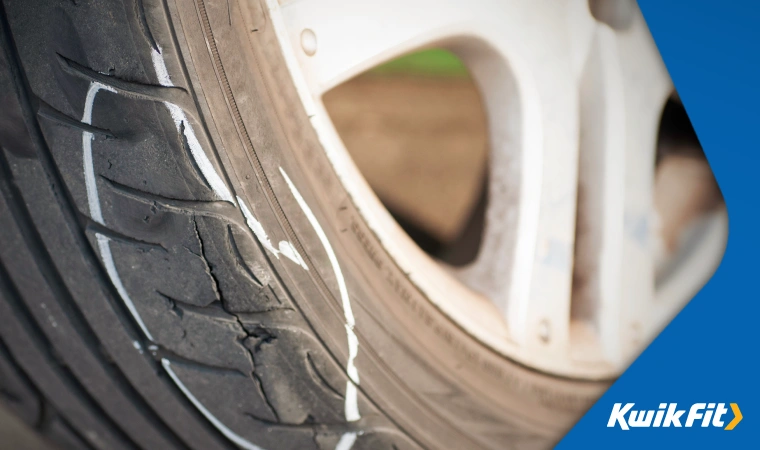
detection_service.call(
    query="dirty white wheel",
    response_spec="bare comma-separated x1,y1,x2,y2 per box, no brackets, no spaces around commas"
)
267,0,727,379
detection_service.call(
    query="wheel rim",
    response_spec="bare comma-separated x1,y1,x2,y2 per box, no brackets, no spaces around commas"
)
263,0,727,379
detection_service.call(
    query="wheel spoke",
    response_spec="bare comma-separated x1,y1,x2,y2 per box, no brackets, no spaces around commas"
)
571,24,628,366
613,10,673,363
270,0,706,375
457,4,673,366
568,8,674,366
454,0,600,355
275,0,604,95
277,0,477,95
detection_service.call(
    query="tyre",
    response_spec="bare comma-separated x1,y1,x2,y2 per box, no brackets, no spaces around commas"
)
0,1,724,449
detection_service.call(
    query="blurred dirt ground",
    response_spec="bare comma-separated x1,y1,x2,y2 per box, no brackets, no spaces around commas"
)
323,70,723,259
323,74,488,243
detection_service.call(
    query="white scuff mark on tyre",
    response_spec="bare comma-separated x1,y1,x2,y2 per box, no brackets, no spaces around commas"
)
81,81,155,342
82,82,115,225
161,359,266,450
96,234,154,340
264,5,362,436
335,432,358,450
150,46,234,203
279,168,362,431
238,196,281,256
343,326,360,420
278,240,308,269
238,196,309,270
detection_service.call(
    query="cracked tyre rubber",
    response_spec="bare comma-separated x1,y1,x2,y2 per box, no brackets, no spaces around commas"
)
0,1,605,449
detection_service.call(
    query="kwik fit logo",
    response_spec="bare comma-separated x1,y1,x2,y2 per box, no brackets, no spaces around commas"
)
607,403,742,430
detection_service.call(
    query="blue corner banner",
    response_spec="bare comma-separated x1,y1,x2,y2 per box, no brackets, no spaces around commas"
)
559,1,759,448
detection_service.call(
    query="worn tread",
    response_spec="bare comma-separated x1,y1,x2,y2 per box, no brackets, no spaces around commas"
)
0,0,416,448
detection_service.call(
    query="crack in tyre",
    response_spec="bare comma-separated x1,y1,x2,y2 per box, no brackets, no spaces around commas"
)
75,31,366,450
77,76,279,450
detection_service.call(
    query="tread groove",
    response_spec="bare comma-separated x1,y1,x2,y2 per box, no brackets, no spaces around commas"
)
36,99,117,138
0,5,233,447
306,352,344,401
135,0,160,52
0,337,44,427
179,120,213,190
56,53,193,112
84,216,168,253
227,226,264,287
0,144,184,448
103,176,244,227
0,256,139,450
0,144,187,448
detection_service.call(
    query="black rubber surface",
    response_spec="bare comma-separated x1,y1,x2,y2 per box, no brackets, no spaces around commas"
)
0,1,413,448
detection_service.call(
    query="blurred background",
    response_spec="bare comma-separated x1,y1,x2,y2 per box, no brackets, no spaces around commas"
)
323,49,723,270
324,49,488,260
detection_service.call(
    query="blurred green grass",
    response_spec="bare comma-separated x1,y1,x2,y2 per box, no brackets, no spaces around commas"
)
369,49,468,77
